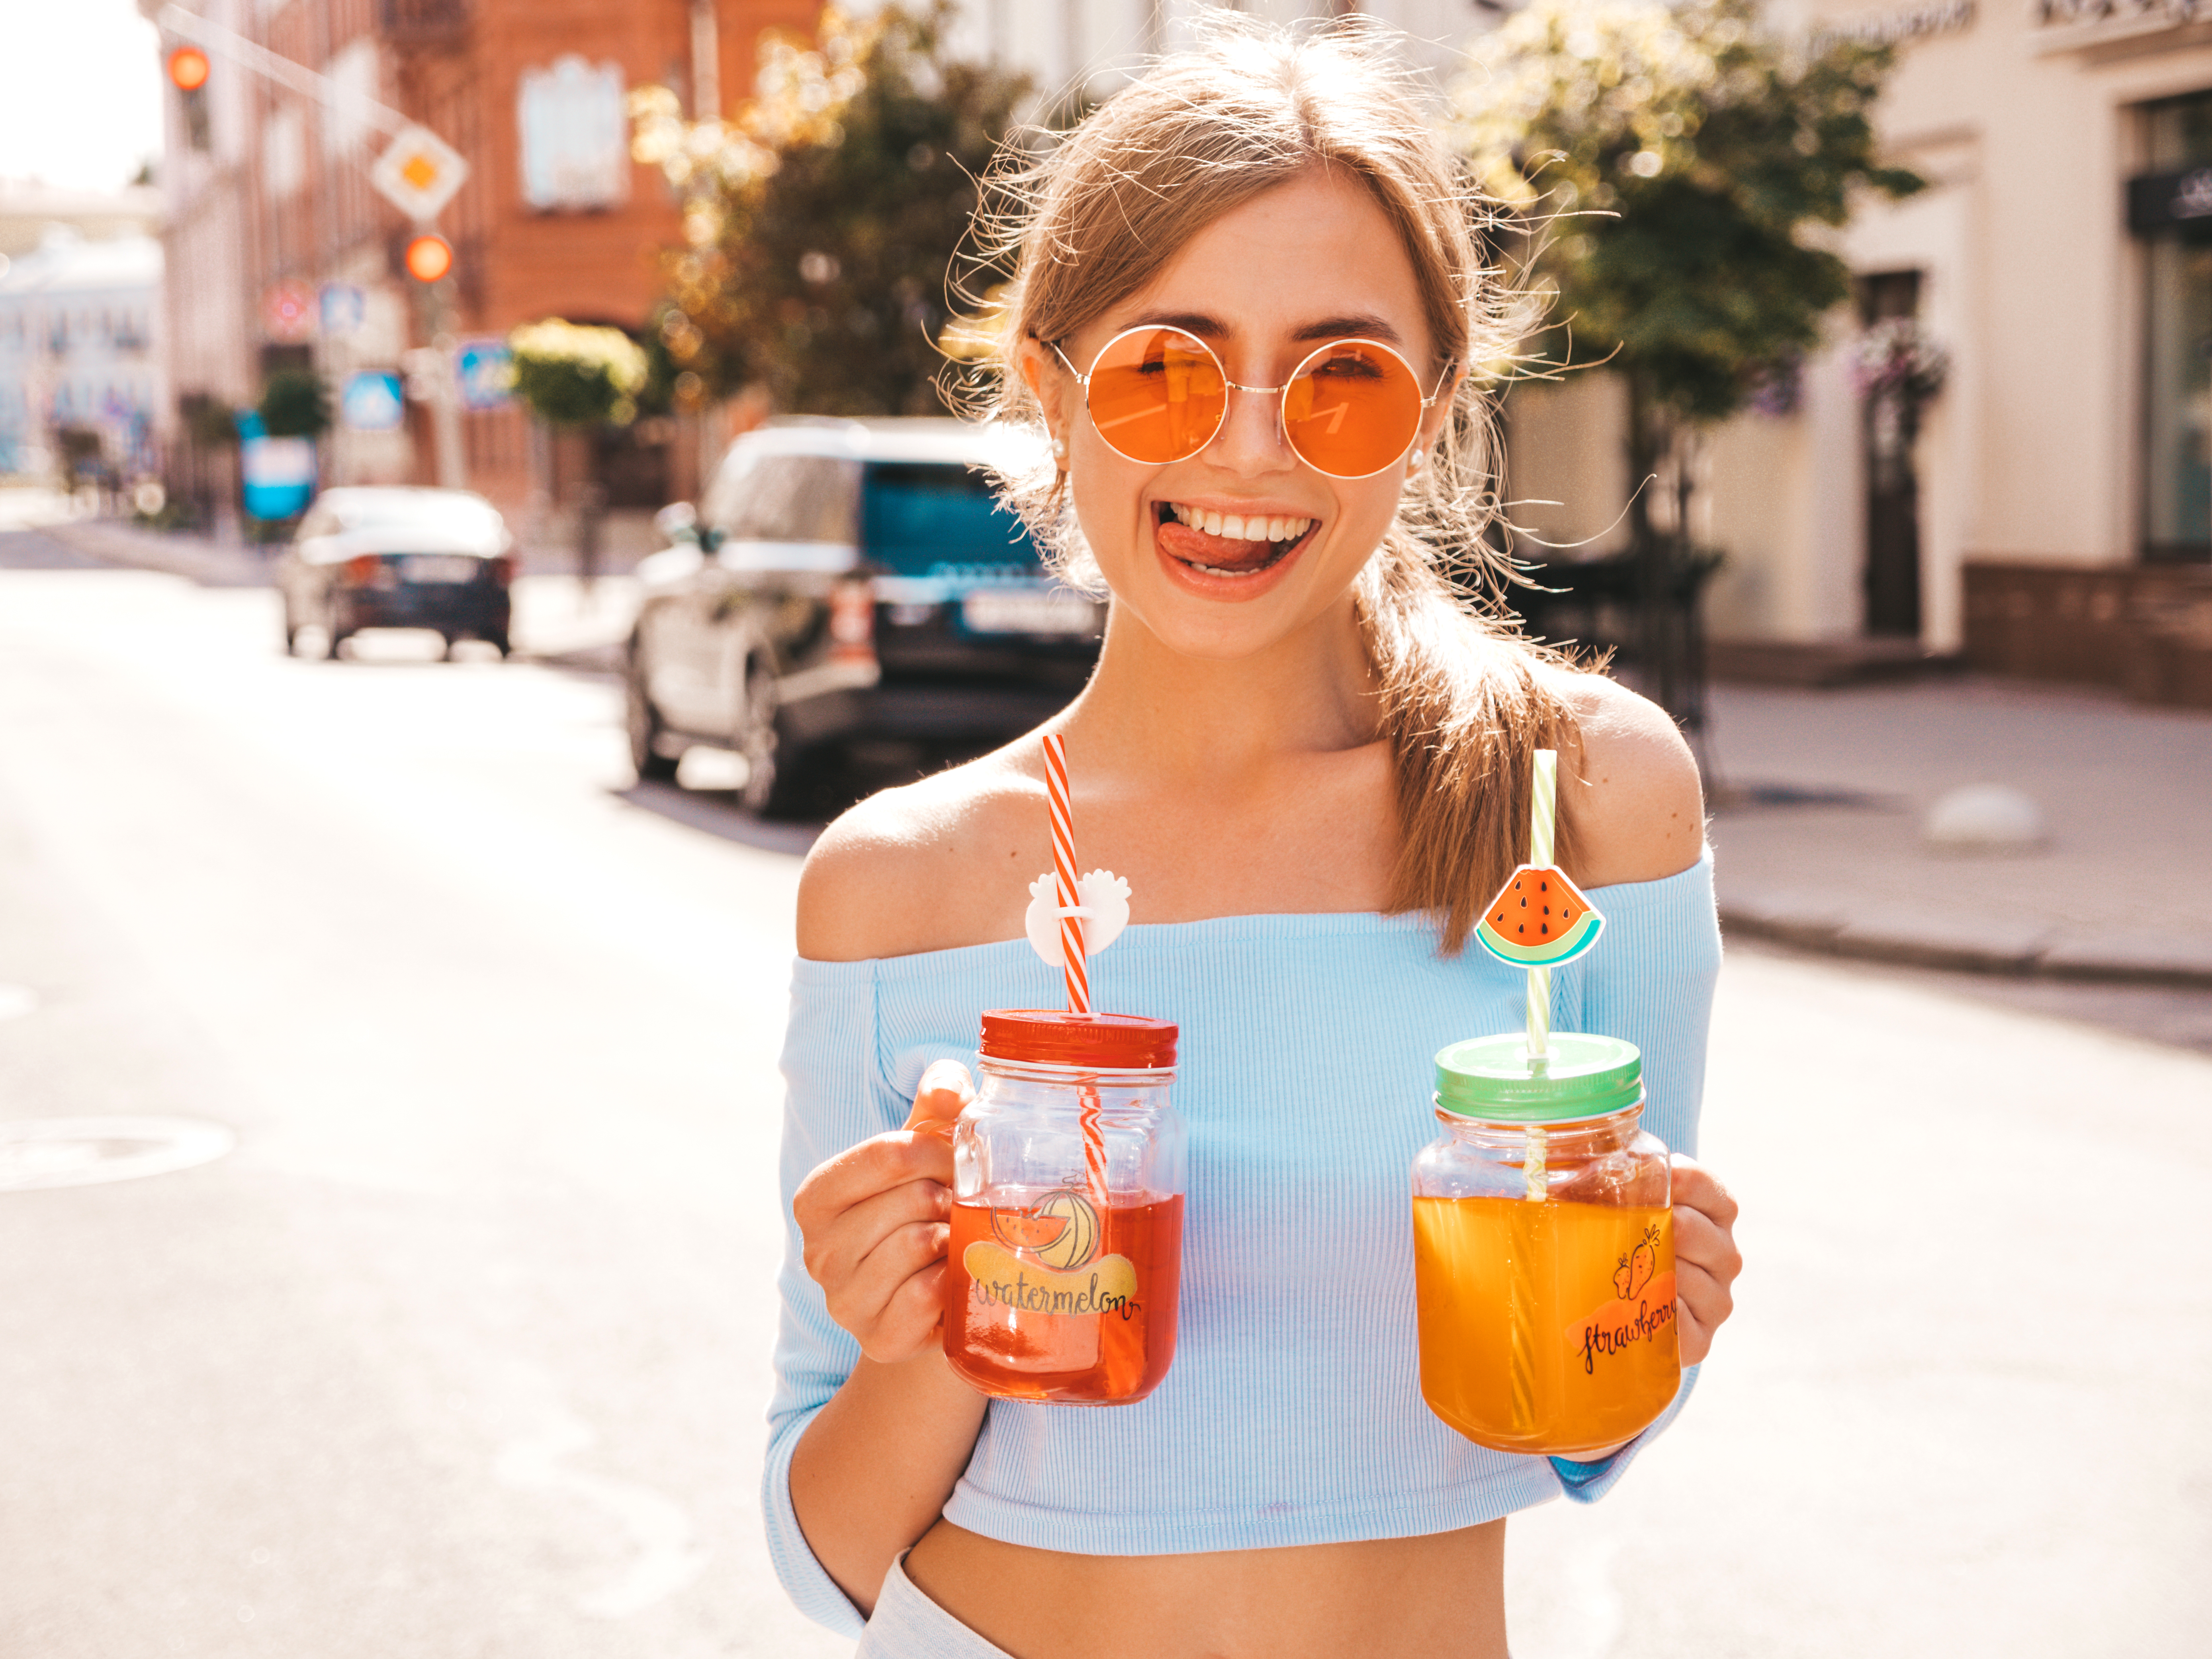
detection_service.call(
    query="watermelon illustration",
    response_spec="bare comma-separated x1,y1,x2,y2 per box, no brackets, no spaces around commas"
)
1474,863,1605,969
992,1205,1070,1255
1031,1189,1101,1271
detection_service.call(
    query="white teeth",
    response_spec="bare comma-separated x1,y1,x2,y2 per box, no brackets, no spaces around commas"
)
1164,504,1315,543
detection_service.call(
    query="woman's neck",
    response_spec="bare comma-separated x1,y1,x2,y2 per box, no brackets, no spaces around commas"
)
1067,593,1383,785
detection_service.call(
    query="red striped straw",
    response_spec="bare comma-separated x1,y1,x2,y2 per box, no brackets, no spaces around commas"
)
1043,732,1089,1014
1044,732,1110,1203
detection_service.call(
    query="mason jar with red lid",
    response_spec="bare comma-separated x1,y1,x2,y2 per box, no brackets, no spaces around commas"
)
942,1010,1184,1406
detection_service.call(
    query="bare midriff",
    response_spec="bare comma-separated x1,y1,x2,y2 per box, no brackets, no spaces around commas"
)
903,1517,1508,1659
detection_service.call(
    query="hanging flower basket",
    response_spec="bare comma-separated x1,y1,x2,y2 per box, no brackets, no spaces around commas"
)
507,319,649,428
1850,318,1948,408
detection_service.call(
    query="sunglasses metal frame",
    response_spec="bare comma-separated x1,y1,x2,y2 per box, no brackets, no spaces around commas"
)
1050,326,1457,479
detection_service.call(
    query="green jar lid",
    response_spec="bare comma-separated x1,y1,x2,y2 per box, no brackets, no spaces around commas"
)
1433,1031,1643,1122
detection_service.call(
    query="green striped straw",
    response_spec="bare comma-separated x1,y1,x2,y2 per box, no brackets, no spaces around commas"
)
1508,748,1559,1434
1522,749,1557,1205
1525,747,1557,1068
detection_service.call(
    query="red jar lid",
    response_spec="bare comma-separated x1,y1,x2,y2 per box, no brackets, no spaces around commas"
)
979,1009,1178,1070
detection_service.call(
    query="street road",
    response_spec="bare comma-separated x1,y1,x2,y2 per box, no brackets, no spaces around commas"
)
3,536,2208,1657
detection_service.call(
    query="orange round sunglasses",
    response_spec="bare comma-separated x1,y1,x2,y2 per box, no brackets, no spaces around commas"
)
1052,325,1455,479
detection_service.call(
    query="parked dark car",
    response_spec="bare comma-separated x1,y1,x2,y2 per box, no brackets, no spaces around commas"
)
278,487,516,658
627,419,1101,815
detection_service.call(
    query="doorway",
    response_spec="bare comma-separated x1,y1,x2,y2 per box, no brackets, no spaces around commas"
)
1858,270,1924,637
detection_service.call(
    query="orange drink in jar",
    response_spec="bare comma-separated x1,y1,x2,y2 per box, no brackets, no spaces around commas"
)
1411,1033,1678,1458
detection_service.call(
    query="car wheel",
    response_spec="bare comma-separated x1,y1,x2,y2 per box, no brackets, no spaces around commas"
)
626,648,679,783
737,659,792,816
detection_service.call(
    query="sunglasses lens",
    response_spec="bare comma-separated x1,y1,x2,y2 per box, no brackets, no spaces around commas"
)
1084,328,1226,464
1283,342,1425,477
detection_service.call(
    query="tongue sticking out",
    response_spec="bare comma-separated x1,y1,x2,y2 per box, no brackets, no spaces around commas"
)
1157,518,1282,573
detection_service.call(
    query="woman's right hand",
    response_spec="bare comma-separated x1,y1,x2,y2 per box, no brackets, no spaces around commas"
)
792,1060,975,1364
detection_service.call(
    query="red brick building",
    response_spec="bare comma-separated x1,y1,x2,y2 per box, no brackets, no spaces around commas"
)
158,0,815,540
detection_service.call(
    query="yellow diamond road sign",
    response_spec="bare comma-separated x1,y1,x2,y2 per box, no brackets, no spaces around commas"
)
370,125,468,221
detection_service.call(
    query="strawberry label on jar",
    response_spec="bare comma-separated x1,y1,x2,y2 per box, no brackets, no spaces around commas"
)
1566,1218,1677,1376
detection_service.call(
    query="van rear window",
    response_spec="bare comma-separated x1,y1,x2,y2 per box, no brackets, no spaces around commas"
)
861,463,1041,576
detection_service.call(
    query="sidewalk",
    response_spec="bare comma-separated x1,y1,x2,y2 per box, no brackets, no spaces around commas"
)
1705,677,2212,987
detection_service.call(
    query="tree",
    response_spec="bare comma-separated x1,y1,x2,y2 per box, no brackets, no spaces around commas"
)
630,2,1031,417
258,369,330,439
1453,0,1922,712
508,320,649,428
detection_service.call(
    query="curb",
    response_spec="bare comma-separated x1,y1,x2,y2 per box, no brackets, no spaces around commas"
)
42,519,270,588
1718,904,2212,991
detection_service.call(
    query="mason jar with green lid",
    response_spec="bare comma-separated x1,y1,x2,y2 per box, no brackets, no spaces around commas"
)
1410,1032,1679,1458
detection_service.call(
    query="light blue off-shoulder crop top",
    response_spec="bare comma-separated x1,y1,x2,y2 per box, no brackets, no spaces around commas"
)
765,854,1722,1636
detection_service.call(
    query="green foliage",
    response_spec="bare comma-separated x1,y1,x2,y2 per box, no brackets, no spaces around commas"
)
508,320,650,427
178,393,238,450
634,3,1032,416
257,370,330,439
1455,0,1923,423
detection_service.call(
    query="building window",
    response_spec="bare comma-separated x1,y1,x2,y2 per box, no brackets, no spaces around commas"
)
2141,91,2212,562
517,57,630,212
264,107,307,202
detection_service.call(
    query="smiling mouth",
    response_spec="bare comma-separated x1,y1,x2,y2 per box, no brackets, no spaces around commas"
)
1154,502,1317,578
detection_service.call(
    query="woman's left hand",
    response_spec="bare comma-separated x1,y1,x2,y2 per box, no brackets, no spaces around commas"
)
1670,1153,1741,1367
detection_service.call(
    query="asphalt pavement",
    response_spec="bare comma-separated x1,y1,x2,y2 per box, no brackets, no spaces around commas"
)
2,530,2208,1656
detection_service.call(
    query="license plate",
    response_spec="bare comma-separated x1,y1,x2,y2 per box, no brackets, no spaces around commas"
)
403,555,478,584
961,588,1096,636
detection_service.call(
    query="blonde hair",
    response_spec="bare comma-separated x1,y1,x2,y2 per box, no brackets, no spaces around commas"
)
962,16,1582,953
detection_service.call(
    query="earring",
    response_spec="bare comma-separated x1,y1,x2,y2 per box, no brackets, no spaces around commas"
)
1051,436,1068,461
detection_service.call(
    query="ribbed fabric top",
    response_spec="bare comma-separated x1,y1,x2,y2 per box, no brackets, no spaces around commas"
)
766,854,1721,1637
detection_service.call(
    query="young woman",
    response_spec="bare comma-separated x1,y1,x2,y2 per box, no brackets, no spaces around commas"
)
769,22,1742,1659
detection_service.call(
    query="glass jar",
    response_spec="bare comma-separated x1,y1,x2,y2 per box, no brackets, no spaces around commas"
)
943,1010,1185,1406
1411,1032,1678,1458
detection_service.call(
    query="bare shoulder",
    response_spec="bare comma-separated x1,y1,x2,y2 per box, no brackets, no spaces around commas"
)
1545,669,1705,888
796,745,1042,963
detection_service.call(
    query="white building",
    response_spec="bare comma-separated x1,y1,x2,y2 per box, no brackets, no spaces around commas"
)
1509,0,2212,700
905,0,1498,103
0,228,166,481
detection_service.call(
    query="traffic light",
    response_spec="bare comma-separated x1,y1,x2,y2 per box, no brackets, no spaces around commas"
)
403,232,453,284
166,46,211,90
167,45,213,151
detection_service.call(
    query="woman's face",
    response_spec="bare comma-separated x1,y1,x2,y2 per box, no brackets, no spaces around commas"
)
1024,168,1454,663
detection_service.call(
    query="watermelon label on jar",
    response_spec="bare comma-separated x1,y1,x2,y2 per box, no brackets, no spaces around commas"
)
964,1189,1140,1318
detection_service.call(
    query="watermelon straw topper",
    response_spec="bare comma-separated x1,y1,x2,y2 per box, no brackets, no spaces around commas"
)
1473,863,1604,969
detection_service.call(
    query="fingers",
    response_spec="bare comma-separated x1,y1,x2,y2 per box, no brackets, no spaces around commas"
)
794,1129,953,1231
832,1219,952,1359
905,1060,976,1137
1673,1258,1730,1368
1673,1203,1741,1290
1668,1153,1739,1231
792,1118,966,1362
1669,1153,1741,1367
801,1174,949,1297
